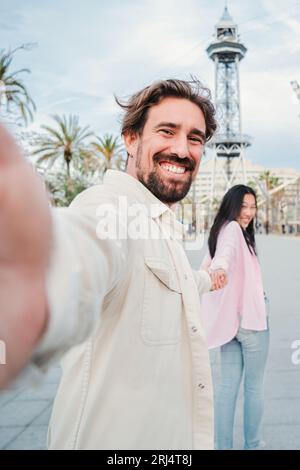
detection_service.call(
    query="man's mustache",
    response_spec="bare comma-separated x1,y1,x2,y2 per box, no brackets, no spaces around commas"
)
153,153,195,171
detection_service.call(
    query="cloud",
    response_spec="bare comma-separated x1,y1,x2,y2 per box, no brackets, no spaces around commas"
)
0,6,24,32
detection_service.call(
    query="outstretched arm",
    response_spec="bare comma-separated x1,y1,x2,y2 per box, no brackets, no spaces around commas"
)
0,125,128,389
0,124,51,388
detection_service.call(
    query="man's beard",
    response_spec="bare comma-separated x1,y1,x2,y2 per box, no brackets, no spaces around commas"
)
136,149,195,204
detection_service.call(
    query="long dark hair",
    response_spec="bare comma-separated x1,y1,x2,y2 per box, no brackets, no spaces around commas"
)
208,185,257,258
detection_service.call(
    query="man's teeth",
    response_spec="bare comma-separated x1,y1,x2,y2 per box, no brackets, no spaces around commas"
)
160,163,186,174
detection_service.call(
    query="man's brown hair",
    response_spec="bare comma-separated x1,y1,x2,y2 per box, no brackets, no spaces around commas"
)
116,77,217,142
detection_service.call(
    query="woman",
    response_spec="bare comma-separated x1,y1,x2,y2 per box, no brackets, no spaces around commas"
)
201,185,269,450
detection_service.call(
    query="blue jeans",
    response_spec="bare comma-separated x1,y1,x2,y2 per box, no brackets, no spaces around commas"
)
215,319,269,450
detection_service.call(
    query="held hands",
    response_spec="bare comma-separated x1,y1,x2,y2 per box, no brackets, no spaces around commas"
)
209,269,227,291
0,124,51,389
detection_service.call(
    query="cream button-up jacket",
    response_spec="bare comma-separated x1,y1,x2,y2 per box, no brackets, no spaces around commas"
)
34,170,213,450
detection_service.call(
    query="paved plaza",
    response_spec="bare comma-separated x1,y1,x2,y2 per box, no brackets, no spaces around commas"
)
0,235,299,450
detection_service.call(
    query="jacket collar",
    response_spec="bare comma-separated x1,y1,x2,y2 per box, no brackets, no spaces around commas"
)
103,170,176,221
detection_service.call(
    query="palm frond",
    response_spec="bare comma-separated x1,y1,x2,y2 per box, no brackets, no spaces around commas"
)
0,46,36,123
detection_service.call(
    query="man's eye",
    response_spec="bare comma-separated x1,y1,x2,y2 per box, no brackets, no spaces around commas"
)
189,136,204,144
159,129,173,135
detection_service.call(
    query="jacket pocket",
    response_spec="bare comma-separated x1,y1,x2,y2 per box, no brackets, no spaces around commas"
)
141,257,182,345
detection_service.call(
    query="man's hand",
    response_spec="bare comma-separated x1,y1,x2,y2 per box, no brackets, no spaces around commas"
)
209,269,227,291
0,124,52,389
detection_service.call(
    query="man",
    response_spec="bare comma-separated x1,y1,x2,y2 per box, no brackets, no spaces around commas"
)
0,78,226,449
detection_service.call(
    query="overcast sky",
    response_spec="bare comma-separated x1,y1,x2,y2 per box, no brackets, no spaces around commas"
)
1,0,300,170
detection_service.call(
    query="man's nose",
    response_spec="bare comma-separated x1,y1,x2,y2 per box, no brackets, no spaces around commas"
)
170,136,190,158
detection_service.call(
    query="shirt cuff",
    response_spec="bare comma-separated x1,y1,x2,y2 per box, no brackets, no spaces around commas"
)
194,269,212,294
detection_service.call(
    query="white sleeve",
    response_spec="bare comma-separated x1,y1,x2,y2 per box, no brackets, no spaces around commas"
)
31,206,128,369
193,269,212,295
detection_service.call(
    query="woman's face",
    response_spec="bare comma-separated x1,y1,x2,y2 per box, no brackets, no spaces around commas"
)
236,193,257,229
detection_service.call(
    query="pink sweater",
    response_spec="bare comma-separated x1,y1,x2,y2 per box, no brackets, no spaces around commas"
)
200,220,267,349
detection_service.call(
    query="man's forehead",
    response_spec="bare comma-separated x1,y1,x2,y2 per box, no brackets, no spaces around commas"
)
147,97,205,128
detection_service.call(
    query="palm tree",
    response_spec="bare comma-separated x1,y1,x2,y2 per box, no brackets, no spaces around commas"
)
259,170,280,192
45,171,90,207
91,134,124,173
0,44,36,124
33,114,93,177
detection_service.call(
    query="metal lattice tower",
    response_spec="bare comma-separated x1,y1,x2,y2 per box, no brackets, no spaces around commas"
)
206,5,251,197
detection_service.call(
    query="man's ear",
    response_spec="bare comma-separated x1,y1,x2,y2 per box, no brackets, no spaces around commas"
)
123,131,138,157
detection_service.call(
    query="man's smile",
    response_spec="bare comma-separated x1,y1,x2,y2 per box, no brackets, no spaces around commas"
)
158,161,189,176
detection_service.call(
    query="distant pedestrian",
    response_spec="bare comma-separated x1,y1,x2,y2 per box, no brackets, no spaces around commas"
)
265,220,269,235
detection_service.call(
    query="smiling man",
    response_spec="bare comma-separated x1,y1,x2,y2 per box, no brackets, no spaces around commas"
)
125,96,206,204
0,78,226,450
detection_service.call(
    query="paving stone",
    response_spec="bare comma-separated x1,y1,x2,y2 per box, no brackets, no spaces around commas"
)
4,426,48,450
0,389,23,409
31,404,53,426
16,382,60,401
0,400,49,427
0,427,25,450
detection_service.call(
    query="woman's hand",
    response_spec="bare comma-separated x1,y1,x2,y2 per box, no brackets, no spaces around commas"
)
209,269,227,291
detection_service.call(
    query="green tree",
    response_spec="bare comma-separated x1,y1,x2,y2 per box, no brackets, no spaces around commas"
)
33,114,93,177
45,171,90,207
259,170,280,191
91,134,125,173
0,44,36,124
